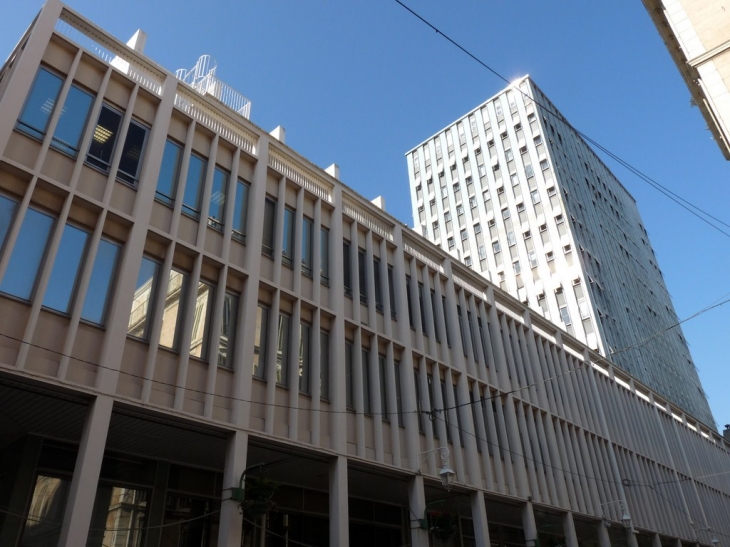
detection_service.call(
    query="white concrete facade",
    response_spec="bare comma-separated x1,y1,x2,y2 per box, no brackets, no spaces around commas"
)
406,77,715,428
0,3,729,547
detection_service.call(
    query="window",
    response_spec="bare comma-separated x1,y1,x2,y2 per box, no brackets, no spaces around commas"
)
282,207,295,267
42,224,89,314
373,257,383,312
182,154,207,218
208,167,229,230
418,283,428,334
461,229,468,241
465,256,473,266
513,260,521,274
406,275,414,328
444,210,452,222
232,179,249,242
478,245,487,260
190,281,215,360
474,223,482,234
158,269,188,351
414,370,424,433
320,331,330,400
320,227,329,284
345,342,354,410
379,355,389,421
492,240,501,254
528,250,538,268
456,204,464,216
128,257,160,340
395,361,404,426
52,84,94,156
343,240,352,297
253,305,269,378
563,244,572,254
302,217,313,276
299,322,311,394
262,198,276,256
0,207,54,301
530,190,540,204
388,264,396,319
218,292,238,369
501,208,510,219
358,248,367,304
276,313,291,386
524,164,534,178
81,239,121,325
0,195,18,251
362,348,371,415
116,120,148,184
447,237,455,249
16,67,63,140
469,196,477,209
156,140,183,206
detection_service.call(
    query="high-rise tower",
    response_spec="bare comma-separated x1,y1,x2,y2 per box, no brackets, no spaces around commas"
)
406,76,714,426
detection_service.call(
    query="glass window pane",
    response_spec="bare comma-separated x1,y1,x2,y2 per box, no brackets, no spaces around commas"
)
86,485,147,547
232,180,249,239
156,140,182,205
17,68,63,139
301,217,312,274
43,224,89,313
51,85,93,156
253,305,268,378
320,331,329,401
262,198,275,255
218,292,238,369
81,239,120,325
128,257,159,339
0,195,18,251
159,269,187,350
182,154,207,217
87,105,122,171
208,167,228,229
0,208,54,300
319,227,329,283
345,342,353,410
299,322,310,394
362,349,371,414
20,475,70,546
117,121,148,184
277,313,291,386
282,208,295,266
190,281,214,359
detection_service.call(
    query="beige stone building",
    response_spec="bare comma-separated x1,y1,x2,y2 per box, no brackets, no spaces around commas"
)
643,0,730,159
0,1,729,546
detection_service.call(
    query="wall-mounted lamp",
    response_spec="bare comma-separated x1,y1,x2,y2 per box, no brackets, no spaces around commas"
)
418,447,456,491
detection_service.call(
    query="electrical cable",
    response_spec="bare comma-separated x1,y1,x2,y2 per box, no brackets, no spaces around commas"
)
393,0,730,241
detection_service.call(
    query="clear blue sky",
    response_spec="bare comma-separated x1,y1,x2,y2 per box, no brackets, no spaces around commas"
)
3,1,729,430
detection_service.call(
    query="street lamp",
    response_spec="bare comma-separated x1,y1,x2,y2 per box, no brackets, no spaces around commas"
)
418,447,456,491
600,500,632,530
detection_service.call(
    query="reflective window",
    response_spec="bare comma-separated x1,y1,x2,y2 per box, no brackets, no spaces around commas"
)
128,257,159,339
156,140,182,205
379,355,388,421
301,217,313,276
0,208,54,301
158,269,188,350
16,67,63,140
0,195,18,251
358,248,367,304
299,322,311,394
282,207,295,267
43,224,89,313
373,258,383,312
320,330,329,401
319,227,329,284
208,167,228,230
253,304,269,378
87,485,147,547
345,342,354,410
276,313,291,386
81,239,120,325
262,198,276,256
87,104,122,172
19,475,70,546
117,120,148,185
218,292,238,369
232,179,249,241
343,240,352,297
182,154,207,218
51,85,93,156
190,281,215,360
362,348,371,415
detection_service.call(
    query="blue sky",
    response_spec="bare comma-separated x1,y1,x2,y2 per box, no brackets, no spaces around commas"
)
2,1,729,429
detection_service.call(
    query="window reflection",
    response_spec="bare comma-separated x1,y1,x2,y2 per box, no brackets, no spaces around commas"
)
87,486,148,547
128,257,159,339
190,281,214,359
43,224,88,314
156,140,182,205
20,475,70,547
159,269,187,350
81,239,120,325
253,305,268,378
16,68,63,140
52,85,93,156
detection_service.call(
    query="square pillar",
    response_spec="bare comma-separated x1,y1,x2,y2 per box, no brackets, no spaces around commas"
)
563,511,579,547
470,491,491,546
218,431,249,547
330,455,349,546
408,474,430,547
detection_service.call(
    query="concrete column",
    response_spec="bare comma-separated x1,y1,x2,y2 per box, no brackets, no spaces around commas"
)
563,511,579,547
597,521,611,547
218,431,248,547
58,395,114,547
329,455,349,547
470,491,491,546
522,500,538,547
408,474,430,547
653,533,663,547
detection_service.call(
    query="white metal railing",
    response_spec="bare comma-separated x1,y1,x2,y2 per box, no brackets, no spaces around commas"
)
174,87,257,156
268,149,333,203
55,12,164,96
343,197,394,242
175,55,251,119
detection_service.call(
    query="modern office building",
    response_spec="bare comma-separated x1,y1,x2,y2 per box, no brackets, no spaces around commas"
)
642,0,730,160
1,2,729,547
406,77,715,427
